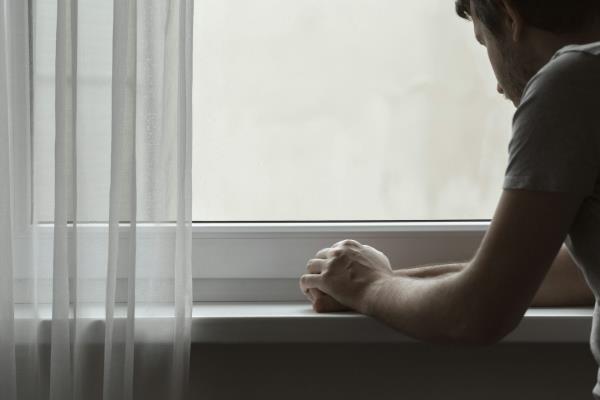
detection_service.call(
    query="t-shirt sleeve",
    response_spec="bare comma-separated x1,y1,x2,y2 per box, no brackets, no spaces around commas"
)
503,51,600,195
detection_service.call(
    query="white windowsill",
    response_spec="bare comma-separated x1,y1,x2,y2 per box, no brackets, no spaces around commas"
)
14,302,593,344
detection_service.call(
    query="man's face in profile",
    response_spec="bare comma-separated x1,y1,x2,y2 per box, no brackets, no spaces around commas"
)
470,5,538,107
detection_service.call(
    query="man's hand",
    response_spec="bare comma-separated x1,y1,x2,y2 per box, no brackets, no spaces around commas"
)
303,288,351,313
299,239,394,314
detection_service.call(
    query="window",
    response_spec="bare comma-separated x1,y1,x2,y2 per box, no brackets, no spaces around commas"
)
29,1,511,301
33,0,115,222
33,1,513,222
192,0,514,221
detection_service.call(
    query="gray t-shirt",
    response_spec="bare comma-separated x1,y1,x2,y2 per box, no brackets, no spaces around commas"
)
503,41,600,398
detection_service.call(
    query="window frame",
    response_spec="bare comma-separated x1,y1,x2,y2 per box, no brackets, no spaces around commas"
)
21,1,494,303
16,222,487,303
189,221,487,301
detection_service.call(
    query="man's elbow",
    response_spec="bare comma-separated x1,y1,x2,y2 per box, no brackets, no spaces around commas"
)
454,313,519,346
463,326,510,346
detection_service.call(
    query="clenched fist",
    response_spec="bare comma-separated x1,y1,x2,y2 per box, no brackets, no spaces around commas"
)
300,239,394,314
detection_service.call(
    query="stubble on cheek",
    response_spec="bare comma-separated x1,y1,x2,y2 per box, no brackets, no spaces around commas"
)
495,42,538,106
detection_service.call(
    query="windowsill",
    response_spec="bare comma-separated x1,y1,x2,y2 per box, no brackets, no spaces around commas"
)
14,302,593,344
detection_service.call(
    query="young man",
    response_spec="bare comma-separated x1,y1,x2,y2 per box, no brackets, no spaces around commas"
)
300,0,600,396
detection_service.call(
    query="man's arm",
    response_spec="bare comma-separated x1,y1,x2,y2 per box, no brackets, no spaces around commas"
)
301,190,590,345
393,263,465,279
393,245,595,307
530,245,595,306
360,189,585,345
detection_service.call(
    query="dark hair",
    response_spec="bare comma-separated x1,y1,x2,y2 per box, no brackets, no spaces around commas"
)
455,0,600,34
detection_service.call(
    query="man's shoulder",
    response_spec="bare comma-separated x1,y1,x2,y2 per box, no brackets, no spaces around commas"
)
555,41,600,58
506,42,600,198
522,41,600,105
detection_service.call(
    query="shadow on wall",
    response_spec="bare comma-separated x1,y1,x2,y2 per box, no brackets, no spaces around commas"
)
16,342,596,399
190,343,596,400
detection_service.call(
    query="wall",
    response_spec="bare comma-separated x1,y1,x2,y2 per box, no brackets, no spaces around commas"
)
190,343,597,400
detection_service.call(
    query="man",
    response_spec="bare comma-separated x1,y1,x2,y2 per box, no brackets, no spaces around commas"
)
300,0,600,396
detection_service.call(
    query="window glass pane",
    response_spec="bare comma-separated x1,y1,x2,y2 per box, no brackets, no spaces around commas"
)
192,0,514,221
33,0,178,222
33,0,114,222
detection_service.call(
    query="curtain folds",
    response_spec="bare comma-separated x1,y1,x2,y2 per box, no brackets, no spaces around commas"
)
0,0,194,399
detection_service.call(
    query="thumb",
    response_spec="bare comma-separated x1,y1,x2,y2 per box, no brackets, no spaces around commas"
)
310,289,352,313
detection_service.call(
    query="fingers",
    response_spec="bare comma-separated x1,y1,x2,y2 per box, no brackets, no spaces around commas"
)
315,239,362,259
300,277,316,302
315,247,347,259
306,258,327,274
299,273,322,292
315,247,335,259
303,285,351,314
302,239,365,310
304,288,315,302
362,244,382,254
311,289,351,313
333,239,362,248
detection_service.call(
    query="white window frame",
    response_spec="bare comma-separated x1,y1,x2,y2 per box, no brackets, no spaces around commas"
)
191,221,488,301
18,3,494,303
15,222,487,303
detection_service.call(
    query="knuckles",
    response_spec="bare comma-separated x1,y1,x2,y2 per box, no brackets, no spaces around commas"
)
305,259,314,269
334,246,358,259
299,275,310,288
339,239,361,248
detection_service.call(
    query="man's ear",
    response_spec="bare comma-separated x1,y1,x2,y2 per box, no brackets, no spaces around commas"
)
499,0,525,42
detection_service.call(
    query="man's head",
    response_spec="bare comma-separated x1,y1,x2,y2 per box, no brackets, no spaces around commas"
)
455,0,600,106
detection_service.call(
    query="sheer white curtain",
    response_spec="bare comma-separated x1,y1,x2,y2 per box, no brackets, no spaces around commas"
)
0,0,193,399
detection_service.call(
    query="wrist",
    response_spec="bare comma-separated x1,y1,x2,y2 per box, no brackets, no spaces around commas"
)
393,268,408,277
360,274,396,316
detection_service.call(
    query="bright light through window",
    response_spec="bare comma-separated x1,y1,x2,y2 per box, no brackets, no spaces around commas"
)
32,0,515,223
192,0,515,221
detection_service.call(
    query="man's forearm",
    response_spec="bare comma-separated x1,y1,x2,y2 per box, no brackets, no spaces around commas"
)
393,252,595,307
370,245,595,346
394,263,466,279
365,268,486,345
